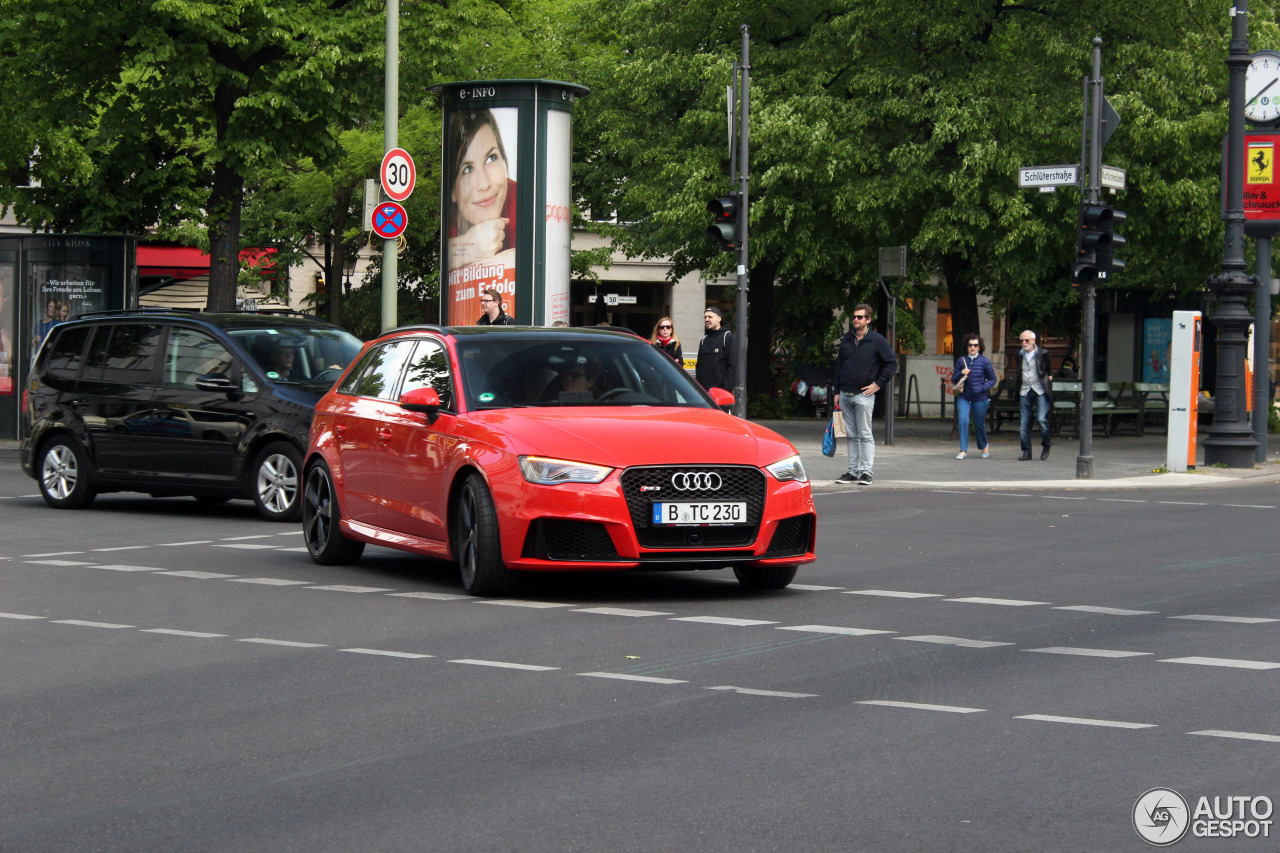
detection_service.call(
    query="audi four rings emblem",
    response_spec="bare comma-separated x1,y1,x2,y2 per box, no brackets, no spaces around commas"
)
671,472,722,491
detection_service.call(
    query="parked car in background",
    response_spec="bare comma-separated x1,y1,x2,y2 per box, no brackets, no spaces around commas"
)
20,310,363,521
303,325,816,595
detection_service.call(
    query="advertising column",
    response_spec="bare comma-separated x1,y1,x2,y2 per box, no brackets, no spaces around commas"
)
434,79,588,326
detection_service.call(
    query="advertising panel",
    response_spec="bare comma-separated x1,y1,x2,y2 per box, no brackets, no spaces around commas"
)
1142,318,1172,384
542,108,572,325
445,106,520,325
0,254,14,395
29,263,108,362
1239,129,1280,235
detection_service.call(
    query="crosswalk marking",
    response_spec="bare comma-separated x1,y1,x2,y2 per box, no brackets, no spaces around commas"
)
858,700,984,714
1023,647,1151,658
845,590,944,599
572,607,672,617
945,597,1048,607
52,619,134,629
1189,730,1280,743
777,625,894,636
1170,614,1279,624
579,672,687,685
707,686,817,698
896,635,1013,648
1016,714,1156,729
671,616,779,627
449,659,558,671
141,629,227,638
340,648,433,659
1160,656,1280,670
1054,605,1157,616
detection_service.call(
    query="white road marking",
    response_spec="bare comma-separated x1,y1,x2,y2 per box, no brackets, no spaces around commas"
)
1159,656,1280,670
844,590,944,599
1190,730,1280,743
895,635,1013,648
788,584,845,591
776,625,894,636
157,541,213,547
1158,501,1208,506
340,648,433,659
93,565,162,572
275,547,310,553
572,607,673,617
237,638,327,648
140,629,227,638
448,659,559,671
1023,647,1152,658
1170,614,1279,624
1042,496,1087,501
275,531,303,536
22,552,86,557
387,592,471,601
90,545,150,552
945,597,1048,607
52,620,134,629
306,585,394,593
1223,504,1276,509
24,560,96,566
707,686,817,698
858,700,985,714
220,535,277,541
671,616,780,627
158,571,237,579
477,600,573,609
214,543,279,550
0,612,44,620
1054,605,1157,616
1099,498,1146,503
578,672,687,685
227,578,311,586
1016,714,1156,729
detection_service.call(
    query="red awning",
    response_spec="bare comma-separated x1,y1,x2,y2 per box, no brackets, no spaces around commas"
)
137,244,278,280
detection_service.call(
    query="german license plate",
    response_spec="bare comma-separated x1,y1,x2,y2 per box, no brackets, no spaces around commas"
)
651,501,747,526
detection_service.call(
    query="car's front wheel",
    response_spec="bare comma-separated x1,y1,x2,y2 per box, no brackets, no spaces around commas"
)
37,437,96,509
733,565,798,590
453,473,514,596
252,441,302,522
302,460,365,565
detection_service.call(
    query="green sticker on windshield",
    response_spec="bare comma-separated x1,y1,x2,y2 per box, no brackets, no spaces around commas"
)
478,392,495,402
266,371,281,379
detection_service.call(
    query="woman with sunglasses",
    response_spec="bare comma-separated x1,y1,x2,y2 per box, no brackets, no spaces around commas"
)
951,333,997,459
649,317,682,363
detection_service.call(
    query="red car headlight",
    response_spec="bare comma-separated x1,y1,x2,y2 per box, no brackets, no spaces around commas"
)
518,456,613,485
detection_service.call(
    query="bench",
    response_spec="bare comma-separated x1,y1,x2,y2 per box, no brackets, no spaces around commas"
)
1051,380,1082,438
986,378,1020,433
1092,382,1145,436
1132,382,1170,433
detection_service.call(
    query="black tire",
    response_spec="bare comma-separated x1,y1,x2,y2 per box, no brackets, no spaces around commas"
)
302,460,365,565
251,441,303,522
733,565,799,590
453,473,514,596
37,437,96,509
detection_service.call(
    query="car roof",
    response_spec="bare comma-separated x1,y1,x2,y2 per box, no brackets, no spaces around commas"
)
69,309,344,332
386,325,644,341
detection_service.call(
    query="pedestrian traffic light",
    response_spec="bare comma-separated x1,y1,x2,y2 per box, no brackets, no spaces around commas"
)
1072,202,1122,286
707,193,740,252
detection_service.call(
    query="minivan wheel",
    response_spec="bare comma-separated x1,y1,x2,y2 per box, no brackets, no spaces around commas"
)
252,441,303,522
302,461,364,565
733,565,799,590
453,473,514,596
38,437,97,509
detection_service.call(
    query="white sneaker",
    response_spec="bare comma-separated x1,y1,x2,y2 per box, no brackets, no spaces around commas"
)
956,451,966,460
981,449,990,458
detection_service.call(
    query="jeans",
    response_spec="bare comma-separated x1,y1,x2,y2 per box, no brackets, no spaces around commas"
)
1019,389,1051,453
956,396,989,453
841,390,875,475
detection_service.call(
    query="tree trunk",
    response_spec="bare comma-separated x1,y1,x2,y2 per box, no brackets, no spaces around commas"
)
941,253,979,356
746,258,779,402
206,82,244,313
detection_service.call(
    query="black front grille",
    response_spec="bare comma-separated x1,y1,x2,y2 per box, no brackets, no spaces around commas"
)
620,465,765,548
765,515,812,557
525,519,620,561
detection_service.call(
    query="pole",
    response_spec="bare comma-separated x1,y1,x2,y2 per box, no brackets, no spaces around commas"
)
381,0,399,333
732,25,749,419
1254,237,1271,462
878,276,896,445
1077,38,1102,480
1205,0,1260,467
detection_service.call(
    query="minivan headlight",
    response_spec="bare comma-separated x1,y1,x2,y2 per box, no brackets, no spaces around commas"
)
765,454,808,483
519,456,613,485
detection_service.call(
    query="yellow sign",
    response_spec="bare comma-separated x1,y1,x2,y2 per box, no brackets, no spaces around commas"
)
1248,141,1274,184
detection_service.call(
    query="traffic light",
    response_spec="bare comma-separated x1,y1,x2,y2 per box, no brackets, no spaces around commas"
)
707,193,741,252
1072,202,1125,286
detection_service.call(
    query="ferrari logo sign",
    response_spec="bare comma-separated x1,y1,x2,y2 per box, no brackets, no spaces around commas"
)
1249,141,1274,184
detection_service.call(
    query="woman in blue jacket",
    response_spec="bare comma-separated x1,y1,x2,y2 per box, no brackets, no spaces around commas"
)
951,333,997,459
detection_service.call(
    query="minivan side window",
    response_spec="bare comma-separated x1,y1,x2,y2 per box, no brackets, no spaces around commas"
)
83,323,162,385
43,326,92,383
164,328,234,387
337,340,417,401
399,339,454,410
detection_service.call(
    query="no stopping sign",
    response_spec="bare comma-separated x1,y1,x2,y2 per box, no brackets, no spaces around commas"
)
372,202,408,239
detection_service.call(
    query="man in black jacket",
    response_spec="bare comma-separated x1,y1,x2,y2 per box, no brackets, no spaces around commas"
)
832,303,896,484
695,306,735,393
476,289,516,325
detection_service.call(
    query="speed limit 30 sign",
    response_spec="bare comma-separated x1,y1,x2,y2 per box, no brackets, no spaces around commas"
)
380,148,416,202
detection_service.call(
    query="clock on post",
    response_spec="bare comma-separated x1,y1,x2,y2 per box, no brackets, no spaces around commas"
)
1246,50,1280,125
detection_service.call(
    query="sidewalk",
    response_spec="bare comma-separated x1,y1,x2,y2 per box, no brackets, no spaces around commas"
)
757,417,1280,490
3,419,1278,491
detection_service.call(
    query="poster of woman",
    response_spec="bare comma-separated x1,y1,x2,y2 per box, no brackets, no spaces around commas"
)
445,107,519,325
0,267,14,395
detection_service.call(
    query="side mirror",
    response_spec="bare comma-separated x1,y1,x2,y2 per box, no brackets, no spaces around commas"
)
399,387,441,423
709,387,735,408
195,372,236,394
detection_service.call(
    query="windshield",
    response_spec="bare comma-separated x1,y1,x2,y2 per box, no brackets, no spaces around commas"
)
229,326,363,389
455,335,713,410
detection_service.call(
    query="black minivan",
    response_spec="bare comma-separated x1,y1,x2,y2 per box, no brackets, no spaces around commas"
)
20,311,363,521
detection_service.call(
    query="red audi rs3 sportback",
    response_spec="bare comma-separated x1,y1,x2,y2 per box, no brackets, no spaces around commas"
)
302,326,816,596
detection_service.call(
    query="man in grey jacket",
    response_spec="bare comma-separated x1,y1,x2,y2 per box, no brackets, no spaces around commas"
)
1015,330,1054,460
832,303,896,484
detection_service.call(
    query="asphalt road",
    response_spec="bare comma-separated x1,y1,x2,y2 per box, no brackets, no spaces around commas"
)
2,462,1279,852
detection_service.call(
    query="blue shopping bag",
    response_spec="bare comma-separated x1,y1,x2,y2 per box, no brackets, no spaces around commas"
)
822,415,837,457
